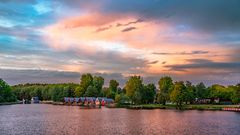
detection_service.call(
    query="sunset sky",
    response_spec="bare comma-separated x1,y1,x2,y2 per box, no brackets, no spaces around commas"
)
0,0,239,85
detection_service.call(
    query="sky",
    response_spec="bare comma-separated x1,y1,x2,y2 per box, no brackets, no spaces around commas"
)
0,0,240,86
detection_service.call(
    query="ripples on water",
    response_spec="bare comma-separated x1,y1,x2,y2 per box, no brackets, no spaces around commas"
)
0,104,240,135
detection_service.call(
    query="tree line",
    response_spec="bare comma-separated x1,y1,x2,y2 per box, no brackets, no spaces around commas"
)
1,75,240,107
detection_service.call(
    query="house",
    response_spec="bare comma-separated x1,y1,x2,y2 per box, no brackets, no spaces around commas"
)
63,97,114,106
194,98,211,104
31,97,39,104
96,97,114,106
95,98,101,106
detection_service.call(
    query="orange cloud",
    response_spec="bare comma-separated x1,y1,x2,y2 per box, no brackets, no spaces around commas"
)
42,12,230,75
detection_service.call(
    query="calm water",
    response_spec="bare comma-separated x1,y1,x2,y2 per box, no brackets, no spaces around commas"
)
0,104,240,135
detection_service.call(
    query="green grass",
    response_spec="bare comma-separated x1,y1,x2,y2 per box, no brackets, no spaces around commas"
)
114,104,240,110
0,101,21,106
127,104,176,109
185,104,240,110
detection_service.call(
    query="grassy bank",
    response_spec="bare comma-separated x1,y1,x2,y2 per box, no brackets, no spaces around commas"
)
40,101,64,105
0,101,22,106
185,104,240,111
108,104,240,111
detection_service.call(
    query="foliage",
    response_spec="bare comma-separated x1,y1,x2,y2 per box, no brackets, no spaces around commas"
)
103,80,120,99
92,76,104,93
157,76,173,105
84,85,99,97
231,84,240,104
125,76,143,104
195,82,208,98
109,80,119,93
142,84,156,104
6,73,240,106
184,81,195,104
170,81,186,109
12,83,78,102
0,79,16,102
115,93,130,104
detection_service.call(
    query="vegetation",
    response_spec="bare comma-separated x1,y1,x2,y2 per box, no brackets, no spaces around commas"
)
1,74,239,110
12,83,78,102
0,79,16,103
157,76,173,105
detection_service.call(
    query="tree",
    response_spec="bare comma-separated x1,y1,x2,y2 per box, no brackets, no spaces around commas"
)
170,81,186,109
125,76,143,104
158,76,173,105
231,84,240,104
74,86,84,97
142,84,156,104
185,81,195,104
104,80,119,99
109,80,119,93
84,85,99,97
74,73,93,96
115,93,130,104
0,79,16,102
195,82,208,98
92,76,104,93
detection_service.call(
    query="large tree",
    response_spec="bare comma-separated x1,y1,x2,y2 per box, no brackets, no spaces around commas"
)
0,79,16,102
142,83,156,104
158,76,173,105
74,73,93,97
84,85,99,97
125,76,143,104
185,81,195,104
109,80,119,93
195,82,208,98
92,76,104,93
104,80,119,99
231,84,240,104
170,81,186,109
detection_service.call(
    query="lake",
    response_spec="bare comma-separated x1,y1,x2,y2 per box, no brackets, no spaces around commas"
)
0,104,240,135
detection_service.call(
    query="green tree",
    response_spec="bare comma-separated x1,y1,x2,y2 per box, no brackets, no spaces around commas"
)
185,81,195,104
231,84,240,104
142,83,156,104
74,73,93,96
158,76,173,105
115,93,130,104
92,76,104,93
84,85,99,97
170,81,186,109
209,84,233,101
104,80,119,99
125,76,143,104
74,86,85,97
109,80,119,93
0,79,16,102
195,82,208,98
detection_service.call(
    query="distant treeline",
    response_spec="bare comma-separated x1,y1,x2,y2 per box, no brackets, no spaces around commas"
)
12,83,78,102
1,74,240,108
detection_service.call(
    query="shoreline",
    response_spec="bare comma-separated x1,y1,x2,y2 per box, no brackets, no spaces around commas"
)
0,101,22,106
3,101,239,112
43,101,240,112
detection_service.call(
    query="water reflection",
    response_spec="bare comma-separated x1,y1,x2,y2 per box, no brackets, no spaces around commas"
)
0,104,240,135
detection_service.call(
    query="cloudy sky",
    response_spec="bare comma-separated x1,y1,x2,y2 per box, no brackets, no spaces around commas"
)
0,0,239,86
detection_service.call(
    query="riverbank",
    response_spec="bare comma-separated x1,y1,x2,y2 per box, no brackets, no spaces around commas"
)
40,101,64,105
107,104,240,111
40,101,240,111
0,101,22,106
